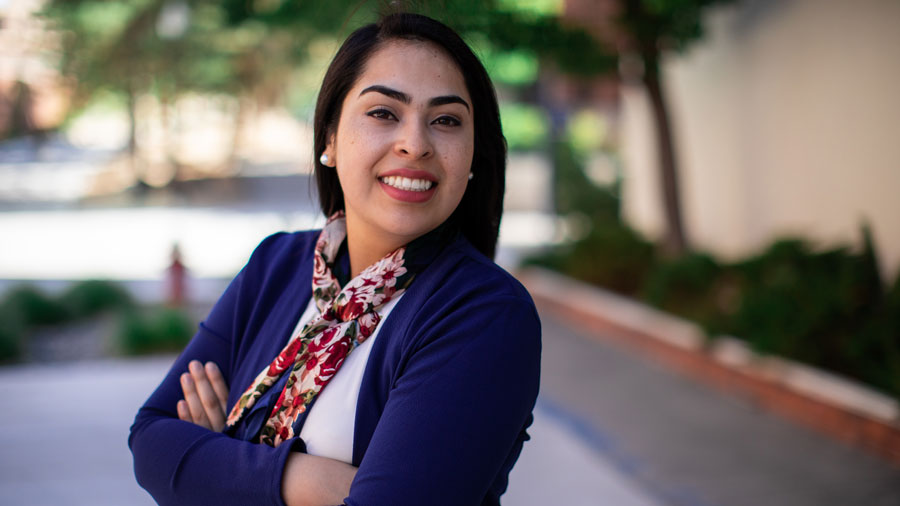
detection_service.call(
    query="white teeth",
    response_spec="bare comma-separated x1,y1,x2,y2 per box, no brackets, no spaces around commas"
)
381,176,434,191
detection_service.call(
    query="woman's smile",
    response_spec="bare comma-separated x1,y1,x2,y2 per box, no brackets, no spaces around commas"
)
379,176,434,192
377,168,438,202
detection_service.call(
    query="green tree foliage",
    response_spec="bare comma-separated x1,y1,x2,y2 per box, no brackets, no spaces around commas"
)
41,0,325,179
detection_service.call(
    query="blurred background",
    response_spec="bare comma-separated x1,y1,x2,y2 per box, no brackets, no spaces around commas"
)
1,0,898,505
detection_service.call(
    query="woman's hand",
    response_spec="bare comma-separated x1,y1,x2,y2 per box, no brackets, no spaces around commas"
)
177,360,229,432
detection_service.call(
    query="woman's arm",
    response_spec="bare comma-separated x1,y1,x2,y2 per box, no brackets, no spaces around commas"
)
176,360,358,506
344,295,542,506
129,322,301,505
282,453,357,506
129,233,310,506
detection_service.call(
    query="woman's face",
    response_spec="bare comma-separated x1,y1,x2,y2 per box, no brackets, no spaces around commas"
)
324,39,474,251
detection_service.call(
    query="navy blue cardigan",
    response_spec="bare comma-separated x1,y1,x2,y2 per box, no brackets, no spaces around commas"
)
129,230,542,506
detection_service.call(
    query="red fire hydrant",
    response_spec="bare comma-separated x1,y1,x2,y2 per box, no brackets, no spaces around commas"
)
167,243,186,307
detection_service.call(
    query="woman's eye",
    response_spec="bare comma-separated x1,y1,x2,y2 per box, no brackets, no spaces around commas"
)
367,109,396,121
433,115,461,127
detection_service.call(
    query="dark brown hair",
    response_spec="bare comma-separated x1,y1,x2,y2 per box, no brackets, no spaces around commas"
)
313,12,506,259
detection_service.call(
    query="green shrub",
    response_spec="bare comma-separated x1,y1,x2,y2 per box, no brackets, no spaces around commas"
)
119,307,194,355
527,218,899,399
729,241,862,359
1,285,71,326
642,252,736,336
0,303,25,362
722,234,898,397
570,222,655,296
847,270,900,397
60,280,135,319
527,219,656,297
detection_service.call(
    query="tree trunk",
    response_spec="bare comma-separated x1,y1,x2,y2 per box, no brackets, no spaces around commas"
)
160,92,181,184
642,52,688,256
621,0,689,256
227,95,247,174
126,83,140,183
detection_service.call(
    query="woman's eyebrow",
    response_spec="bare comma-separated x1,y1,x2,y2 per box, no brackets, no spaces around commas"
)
360,85,410,104
360,85,470,112
430,95,470,112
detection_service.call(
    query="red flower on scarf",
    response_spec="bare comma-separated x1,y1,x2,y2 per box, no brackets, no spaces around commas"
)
268,338,304,376
306,327,334,353
277,422,291,442
315,340,349,385
357,312,380,340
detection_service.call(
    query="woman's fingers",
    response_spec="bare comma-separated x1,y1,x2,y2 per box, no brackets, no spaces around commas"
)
188,360,226,432
180,370,211,430
177,360,229,432
204,361,230,415
176,399,192,423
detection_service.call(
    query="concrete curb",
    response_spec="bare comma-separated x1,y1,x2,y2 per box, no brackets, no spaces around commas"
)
518,267,900,466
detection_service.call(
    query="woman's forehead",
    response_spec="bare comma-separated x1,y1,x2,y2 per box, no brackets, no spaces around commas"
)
352,39,470,102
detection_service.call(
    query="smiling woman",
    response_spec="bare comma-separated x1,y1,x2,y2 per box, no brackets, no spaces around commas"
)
129,12,541,506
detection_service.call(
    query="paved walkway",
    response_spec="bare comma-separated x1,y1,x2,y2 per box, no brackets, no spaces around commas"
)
1,307,898,505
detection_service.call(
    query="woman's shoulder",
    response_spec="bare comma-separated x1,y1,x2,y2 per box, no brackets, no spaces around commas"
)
244,229,320,271
435,236,535,303
396,235,540,339
386,235,541,369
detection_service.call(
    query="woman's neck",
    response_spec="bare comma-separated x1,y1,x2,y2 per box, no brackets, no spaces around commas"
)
344,216,407,278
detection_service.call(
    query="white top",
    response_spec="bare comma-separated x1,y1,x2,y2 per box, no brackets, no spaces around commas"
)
295,293,403,463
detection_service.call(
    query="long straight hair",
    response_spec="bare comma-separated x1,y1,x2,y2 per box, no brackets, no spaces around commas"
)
312,13,507,259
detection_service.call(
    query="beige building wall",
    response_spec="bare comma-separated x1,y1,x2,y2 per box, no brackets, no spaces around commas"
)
621,0,900,279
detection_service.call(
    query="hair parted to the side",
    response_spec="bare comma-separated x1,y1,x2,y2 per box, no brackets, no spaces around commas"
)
313,12,507,260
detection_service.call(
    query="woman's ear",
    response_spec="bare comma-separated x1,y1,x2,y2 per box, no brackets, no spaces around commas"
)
319,136,337,168
322,133,337,167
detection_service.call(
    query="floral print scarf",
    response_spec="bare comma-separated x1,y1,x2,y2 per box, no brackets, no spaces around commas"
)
224,211,422,447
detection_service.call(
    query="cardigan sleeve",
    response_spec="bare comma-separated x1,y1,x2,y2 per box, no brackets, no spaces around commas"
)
344,294,542,506
128,235,303,506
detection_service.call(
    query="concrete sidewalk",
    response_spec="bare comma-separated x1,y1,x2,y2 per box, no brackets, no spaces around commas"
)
0,354,661,506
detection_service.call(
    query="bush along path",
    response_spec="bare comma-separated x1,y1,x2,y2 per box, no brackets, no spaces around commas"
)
527,221,900,403
0,280,195,363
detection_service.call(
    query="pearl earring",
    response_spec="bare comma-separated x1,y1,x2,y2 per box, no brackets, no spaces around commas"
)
468,172,474,181
319,153,330,166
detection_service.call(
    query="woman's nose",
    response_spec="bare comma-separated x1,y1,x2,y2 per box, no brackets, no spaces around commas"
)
394,119,433,159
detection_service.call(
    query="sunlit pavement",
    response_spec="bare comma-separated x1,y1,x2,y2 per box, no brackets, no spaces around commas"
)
0,353,661,506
